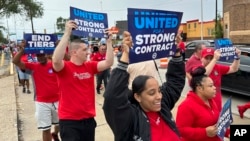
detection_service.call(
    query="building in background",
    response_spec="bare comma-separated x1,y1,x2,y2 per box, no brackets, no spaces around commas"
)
115,20,127,40
223,0,250,44
115,19,218,42
179,19,216,41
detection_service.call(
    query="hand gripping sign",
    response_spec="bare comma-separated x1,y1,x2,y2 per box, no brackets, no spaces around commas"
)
214,38,237,61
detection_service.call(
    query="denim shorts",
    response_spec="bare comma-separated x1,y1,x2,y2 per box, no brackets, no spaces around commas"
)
18,70,30,79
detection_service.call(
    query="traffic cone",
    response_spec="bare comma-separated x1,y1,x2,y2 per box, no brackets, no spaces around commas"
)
159,58,168,69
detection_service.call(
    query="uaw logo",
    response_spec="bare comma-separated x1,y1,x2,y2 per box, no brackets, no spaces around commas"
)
89,33,93,37
169,50,175,56
48,68,53,74
206,48,212,52
152,52,157,59
40,50,44,54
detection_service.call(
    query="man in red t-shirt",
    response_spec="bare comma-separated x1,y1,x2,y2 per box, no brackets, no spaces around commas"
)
13,41,60,141
52,20,114,141
185,43,206,81
91,42,109,94
201,48,241,112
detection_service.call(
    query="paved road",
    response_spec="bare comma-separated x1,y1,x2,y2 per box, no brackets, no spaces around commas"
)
1,57,250,141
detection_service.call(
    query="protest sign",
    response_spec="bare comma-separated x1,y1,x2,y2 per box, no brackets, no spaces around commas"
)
24,33,58,54
70,6,108,38
217,97,233,140
127,8,182,64
214,38,237,61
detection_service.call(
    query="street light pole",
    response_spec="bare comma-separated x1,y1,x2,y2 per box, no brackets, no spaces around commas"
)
215,0,218,22
201,0,204,40
100,0,103,12
215,0,218,38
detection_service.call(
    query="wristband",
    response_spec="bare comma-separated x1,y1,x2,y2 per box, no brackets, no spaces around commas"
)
235,57,240,60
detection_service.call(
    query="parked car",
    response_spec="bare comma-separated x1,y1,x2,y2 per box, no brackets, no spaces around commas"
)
185,40,214,60
185,41,250,96
218,47,250,96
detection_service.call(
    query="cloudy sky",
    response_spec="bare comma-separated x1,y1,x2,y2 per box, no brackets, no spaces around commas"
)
5,0,222,40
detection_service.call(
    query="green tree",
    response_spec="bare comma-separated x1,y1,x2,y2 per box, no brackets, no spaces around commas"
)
21,0,44,34
0,0,20,16
0,24,7,43
0,0,44,34
214,14,223,39
56,17,68,33
0,30,8,43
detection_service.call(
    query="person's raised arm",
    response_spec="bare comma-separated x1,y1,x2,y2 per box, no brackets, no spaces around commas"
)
52,20,77,72
103,31,133,136
12,40,26,70
119,31,131,63
205,49,221,75
227,48,241,74
97,29,114,72
162,48,185,109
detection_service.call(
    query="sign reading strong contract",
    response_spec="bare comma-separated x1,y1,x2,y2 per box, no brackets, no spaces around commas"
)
217,97,233,140
127,8,183,64
214,38,237,61
24,33,58,54
70,6,108,38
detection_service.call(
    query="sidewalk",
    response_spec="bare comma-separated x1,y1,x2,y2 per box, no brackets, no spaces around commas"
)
0,75,18,141
1,66,250,140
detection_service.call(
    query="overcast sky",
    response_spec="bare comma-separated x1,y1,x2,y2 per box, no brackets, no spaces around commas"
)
5,0,222,40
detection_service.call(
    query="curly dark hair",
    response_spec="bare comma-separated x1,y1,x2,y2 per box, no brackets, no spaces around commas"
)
190,66,208,91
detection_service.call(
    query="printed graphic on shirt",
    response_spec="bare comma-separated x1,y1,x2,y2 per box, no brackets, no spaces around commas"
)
73,72,91,80
48,68,53,74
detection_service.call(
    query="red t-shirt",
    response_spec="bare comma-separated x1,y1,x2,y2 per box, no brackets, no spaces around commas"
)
185,54,202,73
24,61,59,102
21,54,29,62
209,64,229,112
146,112,181,141
91,52,106,62
56,61,98,120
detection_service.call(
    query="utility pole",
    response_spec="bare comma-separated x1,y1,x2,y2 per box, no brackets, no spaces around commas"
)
215,0,218,22
6,18,10,42
200,0,204,40
100,0,103,12
54,23,56,33
215,0,218,38
14,15,17,41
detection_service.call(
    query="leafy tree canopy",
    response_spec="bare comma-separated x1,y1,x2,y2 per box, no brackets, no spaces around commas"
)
214,14,223,39
56,17,68,33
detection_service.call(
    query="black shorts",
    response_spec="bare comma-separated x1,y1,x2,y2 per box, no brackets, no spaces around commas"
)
59,118,96,141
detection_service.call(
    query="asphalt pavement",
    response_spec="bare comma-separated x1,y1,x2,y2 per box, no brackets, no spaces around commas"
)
1,56,250,141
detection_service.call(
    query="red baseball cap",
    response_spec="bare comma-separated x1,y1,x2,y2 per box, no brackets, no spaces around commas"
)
201,48,214,58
